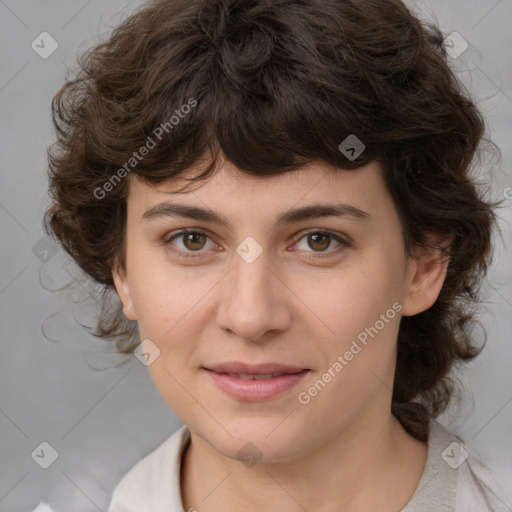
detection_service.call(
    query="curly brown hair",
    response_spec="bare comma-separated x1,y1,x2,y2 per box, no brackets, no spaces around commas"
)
44,0,501,441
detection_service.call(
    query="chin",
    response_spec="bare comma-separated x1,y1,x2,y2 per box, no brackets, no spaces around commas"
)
197,416,307,464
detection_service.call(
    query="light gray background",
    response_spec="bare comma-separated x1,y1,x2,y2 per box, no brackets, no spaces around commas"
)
0,1,511,511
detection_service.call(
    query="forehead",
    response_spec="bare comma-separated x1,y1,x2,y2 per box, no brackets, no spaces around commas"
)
127,159,388,214
122,159,407,242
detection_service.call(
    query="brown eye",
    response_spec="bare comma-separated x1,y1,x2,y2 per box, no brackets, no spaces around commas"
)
292,230,350,259
164,229,216,258
181,232,208,251
307,233,331,251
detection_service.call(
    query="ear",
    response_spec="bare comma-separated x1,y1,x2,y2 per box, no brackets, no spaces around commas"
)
401,232,453,317
112,261,137,321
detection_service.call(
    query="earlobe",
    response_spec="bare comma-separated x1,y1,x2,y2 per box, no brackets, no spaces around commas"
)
112,264,137,321
401,235,452,317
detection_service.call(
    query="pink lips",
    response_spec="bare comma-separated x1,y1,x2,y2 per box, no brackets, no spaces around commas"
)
203,362,310,402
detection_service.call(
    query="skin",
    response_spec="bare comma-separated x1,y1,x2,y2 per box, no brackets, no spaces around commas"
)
113,156,450,512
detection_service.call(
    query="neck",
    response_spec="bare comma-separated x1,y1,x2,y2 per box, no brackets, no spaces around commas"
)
180,409,428,512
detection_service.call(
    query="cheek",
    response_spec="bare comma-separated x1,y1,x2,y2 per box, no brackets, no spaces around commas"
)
306,253,405,394
128,260,219,359
130,269,209,415
300,268,402,417
132,276,200,339
309,259,402,339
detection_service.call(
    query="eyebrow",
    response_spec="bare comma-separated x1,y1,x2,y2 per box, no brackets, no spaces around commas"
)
142,202,370,229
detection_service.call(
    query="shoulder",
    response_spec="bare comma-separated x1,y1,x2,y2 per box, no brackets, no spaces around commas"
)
107,424,190,512
429,419,511,512
402,419,510,512
454,446,512,512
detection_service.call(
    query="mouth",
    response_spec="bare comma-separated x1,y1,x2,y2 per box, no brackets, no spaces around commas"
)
212,372,302,380
202,364,310,402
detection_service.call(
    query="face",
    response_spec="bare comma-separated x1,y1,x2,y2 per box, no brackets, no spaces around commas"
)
113,158,447,463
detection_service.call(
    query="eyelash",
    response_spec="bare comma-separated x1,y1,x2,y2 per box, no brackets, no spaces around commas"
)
163,228,350,260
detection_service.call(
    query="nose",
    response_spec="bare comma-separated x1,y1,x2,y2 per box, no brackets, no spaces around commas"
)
215,249,292,343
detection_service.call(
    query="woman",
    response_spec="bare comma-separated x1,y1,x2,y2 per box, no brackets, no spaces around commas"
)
41,0,508,510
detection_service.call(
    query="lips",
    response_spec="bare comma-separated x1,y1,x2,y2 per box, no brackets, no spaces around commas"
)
203,362,308,375
223,373,287,380
202,362,310,401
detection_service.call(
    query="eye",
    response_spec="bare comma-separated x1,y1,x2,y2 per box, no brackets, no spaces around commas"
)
164,229,217,258
291,230,349,259
163,228,350,260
